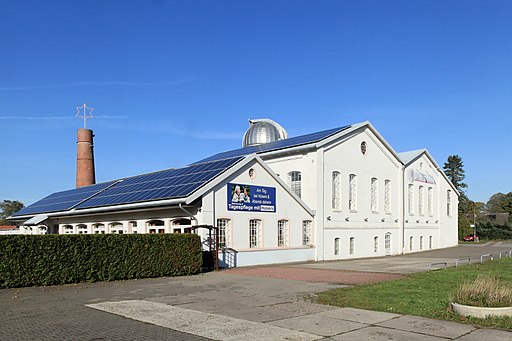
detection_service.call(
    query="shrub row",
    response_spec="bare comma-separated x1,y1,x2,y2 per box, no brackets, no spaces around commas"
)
476,222,512,240
0,233,202,288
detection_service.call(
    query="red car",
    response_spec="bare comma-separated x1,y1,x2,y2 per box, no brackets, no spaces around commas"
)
463,234,479,242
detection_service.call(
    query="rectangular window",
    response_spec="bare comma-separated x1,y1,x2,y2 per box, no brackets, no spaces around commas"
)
371,177,378,213
349,174,357,211
288,171,302,198
418,186,424,215
217,218,230,248
332,171,341,210
302,220,312,246
278,220,288,247
249,219,261,248
447,190,452,216
334,238,340,255
428,187,433,216
384,180,391,213
420,236,423,250
408,184,414,215
349,237,355,255
429,236,433,249
374,236,379,253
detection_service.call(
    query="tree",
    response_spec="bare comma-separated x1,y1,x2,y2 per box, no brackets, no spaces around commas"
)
486,192,512,214
443,155,467,193
443,155,471,214
0,200,24,225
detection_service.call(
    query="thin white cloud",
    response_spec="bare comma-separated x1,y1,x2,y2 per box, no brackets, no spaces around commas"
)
0,78,195,91
0,115,126,121
0,116,69,120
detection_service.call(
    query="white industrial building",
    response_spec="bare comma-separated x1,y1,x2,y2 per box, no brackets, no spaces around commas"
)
10,120,459,267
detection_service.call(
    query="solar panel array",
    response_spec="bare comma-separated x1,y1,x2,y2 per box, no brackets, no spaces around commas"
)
13,157,243,216
194,125,350,164
14,181,118,216
75,157,242,209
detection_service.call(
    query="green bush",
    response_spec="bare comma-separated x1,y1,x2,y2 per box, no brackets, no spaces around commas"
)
476,222,512,240
0,233,202,288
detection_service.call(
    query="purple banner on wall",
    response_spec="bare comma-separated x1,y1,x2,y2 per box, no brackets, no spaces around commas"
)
227,183,276,212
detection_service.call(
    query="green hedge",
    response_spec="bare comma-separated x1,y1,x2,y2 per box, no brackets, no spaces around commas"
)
476,222,512,240
0,233,202,288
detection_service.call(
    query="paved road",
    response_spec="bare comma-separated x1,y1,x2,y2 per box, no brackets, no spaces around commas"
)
1,243,511,340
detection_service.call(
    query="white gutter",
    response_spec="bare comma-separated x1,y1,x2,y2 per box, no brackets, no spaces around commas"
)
11,197,187,220
179,203,198,222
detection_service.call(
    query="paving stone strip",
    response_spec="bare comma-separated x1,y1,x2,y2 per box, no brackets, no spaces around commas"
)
87,300,320,341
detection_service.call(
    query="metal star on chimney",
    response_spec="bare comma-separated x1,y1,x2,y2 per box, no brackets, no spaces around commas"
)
75,103,94,129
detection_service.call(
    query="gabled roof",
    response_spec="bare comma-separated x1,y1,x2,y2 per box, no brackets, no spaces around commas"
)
397,149,427,165
193,125,351,164
398,148,460,195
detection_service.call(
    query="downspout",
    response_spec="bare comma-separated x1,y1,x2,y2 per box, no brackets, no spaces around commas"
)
402,164,406,254
179,203,198,223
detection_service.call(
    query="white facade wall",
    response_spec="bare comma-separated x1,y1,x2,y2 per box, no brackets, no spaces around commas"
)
200,159,316,267
320,128,403,260
402,154,458,252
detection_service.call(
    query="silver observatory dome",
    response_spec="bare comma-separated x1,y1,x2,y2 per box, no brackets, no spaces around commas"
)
242,118,288,147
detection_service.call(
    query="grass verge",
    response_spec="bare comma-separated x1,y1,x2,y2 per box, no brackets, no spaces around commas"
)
317,258,512,330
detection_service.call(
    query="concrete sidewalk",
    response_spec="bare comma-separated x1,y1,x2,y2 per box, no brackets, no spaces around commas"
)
1,243,512,340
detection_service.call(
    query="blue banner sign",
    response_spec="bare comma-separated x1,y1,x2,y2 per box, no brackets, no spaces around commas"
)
227,183,276,212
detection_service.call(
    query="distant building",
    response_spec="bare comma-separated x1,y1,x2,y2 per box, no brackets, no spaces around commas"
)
9,120,459,267
468,213,510,225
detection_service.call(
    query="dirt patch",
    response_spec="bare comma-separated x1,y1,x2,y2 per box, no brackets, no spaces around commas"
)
222,266,404,285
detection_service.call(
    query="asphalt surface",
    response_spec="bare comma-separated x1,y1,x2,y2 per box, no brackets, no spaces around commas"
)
1,242,511,340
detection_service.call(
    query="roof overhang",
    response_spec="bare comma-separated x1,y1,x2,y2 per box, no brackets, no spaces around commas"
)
22,214,48,226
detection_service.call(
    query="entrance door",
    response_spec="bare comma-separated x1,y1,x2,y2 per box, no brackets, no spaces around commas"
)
385,232,392,255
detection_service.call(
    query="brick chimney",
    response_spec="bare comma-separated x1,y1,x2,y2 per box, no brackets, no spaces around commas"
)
76,128,96,188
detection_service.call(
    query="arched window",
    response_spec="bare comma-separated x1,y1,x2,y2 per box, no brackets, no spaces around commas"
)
77,224,88,234
277,220,288,247
418,186,424,215
92,223,105,234
249,219,261,248
110,222,124,234
385,232,391,254
409,236,414,251
384,180,391,213
408,184,414,215
288,171,302,198
63,225,74,234
429,236,433,249
147,220,165,234
334,238,340,255
447,190,452,216
374,236,379,253
349,174,357,211
371,177,378,213
349,237,355,254
332,171,341,210
420,236,424,250
428,187,433,216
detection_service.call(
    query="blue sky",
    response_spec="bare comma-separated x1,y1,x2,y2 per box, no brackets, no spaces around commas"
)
1,0,511,205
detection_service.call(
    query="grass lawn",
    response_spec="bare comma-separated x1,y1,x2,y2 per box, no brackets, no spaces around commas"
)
317,258,512,330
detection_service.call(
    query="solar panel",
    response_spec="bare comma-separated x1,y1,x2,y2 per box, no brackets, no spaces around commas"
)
13,181,118,216
193,125,350,164
74,156,243,209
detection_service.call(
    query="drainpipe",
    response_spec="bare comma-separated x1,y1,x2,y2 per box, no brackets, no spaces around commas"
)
178,203,197,223
402,165,406,254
